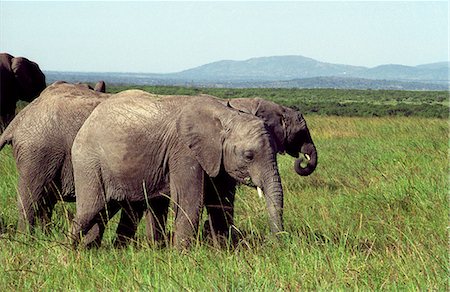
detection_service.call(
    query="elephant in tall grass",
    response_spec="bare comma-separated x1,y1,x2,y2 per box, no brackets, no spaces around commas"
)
202,97,318,243
141,96,318,245
0,81,109,233
70,92,285,249
0,53,46,131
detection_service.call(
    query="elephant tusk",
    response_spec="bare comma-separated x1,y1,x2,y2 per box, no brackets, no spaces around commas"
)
304,153,311,161
257,187,264,199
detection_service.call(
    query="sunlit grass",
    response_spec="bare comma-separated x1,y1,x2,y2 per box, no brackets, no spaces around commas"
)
0,116,448,290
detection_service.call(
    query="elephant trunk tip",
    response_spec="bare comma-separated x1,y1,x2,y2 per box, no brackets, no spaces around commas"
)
294,143,317,176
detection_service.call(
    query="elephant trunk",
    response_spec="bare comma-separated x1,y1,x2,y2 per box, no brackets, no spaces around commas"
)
294,131,318,176
260,163,284,234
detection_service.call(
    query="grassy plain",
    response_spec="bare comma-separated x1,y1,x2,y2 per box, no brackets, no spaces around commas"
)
0,113,447,290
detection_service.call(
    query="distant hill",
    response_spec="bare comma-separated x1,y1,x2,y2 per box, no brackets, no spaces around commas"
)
44,55,449,90
170,55,367,81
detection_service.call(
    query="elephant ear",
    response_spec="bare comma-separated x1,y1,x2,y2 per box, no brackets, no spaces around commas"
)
282,109,307,157
177,99,225,177
252,99,288,154
228,98,262,115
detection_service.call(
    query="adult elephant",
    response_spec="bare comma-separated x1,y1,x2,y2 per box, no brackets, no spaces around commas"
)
0,53,46,130
0,81,110,234
70,93,285,249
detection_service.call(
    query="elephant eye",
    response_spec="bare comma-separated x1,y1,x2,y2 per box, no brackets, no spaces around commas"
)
243,150,255,161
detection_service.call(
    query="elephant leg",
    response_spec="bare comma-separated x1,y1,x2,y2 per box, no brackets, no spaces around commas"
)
72,199,120,249
71,174,110,248
16,174,46,233
83,202,120,249
170,158,204,249
15,153,62,233
145,196,170,245
204,173,237,246
35,191,58,233
114,201,145,248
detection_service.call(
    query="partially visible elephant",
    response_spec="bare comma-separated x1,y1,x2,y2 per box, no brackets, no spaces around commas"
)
203,97,317,243
94,81,106,93
71,93,285,249
0,81,110,233
75,81,106,93
0,53,46,130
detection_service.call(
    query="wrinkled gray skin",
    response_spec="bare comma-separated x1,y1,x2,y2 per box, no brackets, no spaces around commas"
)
143,96,318,245
0,81,109,233
203,97,317,243
71,92,284,249
0,53,46,131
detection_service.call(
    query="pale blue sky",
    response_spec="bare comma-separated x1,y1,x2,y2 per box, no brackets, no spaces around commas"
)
1,1,448,73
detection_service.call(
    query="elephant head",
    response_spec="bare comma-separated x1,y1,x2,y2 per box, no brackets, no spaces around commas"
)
11,56,46,102
0,53,46,128
94,81,106,93
178,100,284,233
228,98,318,177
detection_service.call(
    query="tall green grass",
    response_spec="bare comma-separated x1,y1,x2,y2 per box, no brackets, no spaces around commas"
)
0,116,448,290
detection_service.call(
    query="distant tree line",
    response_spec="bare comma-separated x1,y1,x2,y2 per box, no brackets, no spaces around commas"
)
108,85,449,119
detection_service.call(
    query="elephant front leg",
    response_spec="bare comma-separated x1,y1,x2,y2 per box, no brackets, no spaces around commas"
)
204,173,237,247
170,158,204,249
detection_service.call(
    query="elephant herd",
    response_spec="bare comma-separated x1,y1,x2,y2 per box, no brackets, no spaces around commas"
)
0,53,318,249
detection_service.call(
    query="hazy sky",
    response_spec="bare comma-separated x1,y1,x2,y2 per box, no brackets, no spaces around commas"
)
1,1,448,73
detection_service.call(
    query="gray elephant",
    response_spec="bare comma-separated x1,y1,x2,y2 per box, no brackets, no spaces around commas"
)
70,92,285,249
75,81,106,93
0,53,46,130
202,97,317,243
140,96,318,245
0,81,110,233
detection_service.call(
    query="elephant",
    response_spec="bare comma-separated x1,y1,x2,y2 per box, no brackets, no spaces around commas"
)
0,81,110,233
75,81,106,93
94,81,106,93
0,53,46,131
141,96,318,245
70,92,285,249
202,97,317,243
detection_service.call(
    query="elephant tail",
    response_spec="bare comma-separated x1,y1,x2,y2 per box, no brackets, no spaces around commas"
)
0,121,15,151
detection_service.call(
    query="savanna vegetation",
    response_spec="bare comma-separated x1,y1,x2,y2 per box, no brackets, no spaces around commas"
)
108,86,449,118
0,86,448,289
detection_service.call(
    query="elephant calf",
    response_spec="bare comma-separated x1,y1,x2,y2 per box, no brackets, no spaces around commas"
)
71,93,285,249
0,81,108,232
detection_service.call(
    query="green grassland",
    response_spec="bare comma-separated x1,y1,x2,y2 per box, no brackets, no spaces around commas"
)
0,113,447,290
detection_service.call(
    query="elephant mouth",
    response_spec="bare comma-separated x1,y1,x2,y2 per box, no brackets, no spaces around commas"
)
242,177,265,199
243,177,256,188
297,153,311,169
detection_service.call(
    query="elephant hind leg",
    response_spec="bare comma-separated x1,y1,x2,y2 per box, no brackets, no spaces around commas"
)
71,198,119,248
16,153,63,234
71,167,112,248
16,175,46,233
82,201,121,249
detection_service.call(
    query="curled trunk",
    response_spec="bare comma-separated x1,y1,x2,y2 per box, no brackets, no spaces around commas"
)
294,142,317,176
